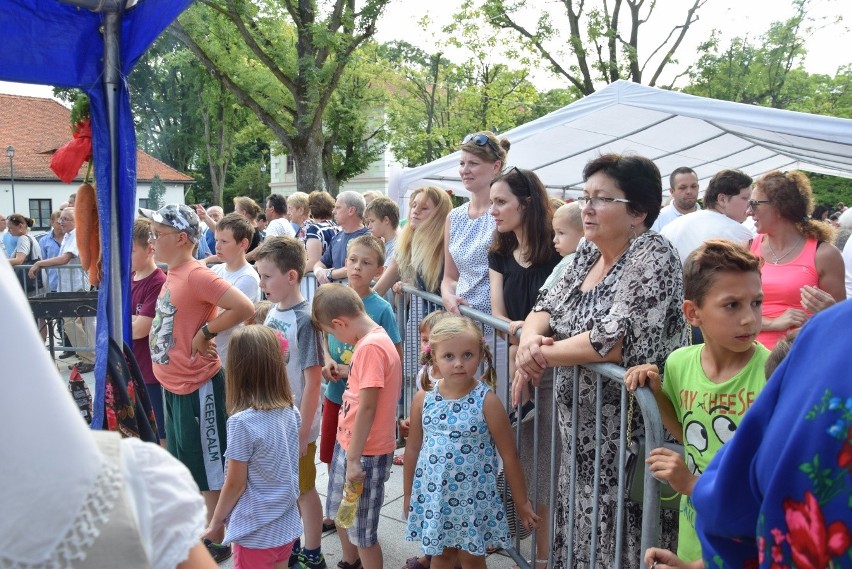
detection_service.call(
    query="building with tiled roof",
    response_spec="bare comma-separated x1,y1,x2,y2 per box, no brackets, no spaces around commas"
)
0,93,192,229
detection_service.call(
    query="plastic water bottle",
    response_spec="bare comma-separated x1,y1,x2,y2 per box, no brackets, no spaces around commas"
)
335,481,363,528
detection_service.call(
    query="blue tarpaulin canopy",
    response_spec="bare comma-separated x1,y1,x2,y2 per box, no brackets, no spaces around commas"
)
0,0,194,427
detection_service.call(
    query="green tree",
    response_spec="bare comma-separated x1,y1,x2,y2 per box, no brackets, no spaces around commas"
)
322,44,390,194
170,0,390,195
381,5,564,168
147,174,167,210
130,36,205,173
482,0,708,95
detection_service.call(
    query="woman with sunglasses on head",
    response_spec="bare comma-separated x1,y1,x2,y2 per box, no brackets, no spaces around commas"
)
514,154,687,568
441,131,510,317
746,171,845,350
488,167,560,569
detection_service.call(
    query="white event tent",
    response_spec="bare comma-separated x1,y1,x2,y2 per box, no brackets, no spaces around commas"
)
392,80,852,202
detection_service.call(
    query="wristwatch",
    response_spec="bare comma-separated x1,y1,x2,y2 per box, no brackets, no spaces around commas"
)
201,323,217,340
326,268,334,282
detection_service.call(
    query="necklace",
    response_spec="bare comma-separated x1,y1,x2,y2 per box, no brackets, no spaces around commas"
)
766,235,804,264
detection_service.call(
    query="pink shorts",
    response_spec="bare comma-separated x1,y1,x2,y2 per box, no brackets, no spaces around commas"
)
320,397,341,464
233,540,296,569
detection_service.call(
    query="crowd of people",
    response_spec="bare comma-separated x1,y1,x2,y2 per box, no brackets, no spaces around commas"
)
6,130,852,569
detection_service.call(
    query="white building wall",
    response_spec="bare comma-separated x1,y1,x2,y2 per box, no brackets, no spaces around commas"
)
0,180,186,230
268,144,404,198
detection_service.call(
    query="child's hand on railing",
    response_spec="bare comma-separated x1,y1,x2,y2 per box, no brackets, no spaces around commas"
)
646,446,697,496
623,363,661,392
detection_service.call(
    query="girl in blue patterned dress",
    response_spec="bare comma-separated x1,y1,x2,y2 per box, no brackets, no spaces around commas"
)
403,315,538,569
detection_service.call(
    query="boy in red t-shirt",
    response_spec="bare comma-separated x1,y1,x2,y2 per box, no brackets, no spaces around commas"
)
130,217,167,445
139,204,254,563
312,284,402,569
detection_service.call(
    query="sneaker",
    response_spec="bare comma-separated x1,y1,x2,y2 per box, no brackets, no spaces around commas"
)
297,551,327,569
288,539,302,568
58,351,77,360
73,363,95,374
202,538,232,563
509,401,535,427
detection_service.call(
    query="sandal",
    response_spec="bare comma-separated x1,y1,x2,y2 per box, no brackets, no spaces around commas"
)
338,560,362,569
322,518,337,532
404,557,428,569
393,454,404,466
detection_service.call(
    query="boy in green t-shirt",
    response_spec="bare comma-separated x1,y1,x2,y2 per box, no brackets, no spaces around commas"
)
625,239,770,563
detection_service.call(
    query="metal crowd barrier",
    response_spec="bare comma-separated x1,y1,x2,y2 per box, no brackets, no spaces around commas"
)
396,284,667,569
17,263,98,360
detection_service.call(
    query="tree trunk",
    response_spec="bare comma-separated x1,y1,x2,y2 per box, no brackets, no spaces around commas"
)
293,130,327,195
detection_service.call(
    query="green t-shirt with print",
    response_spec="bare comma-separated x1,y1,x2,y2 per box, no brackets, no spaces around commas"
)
661,342,770,562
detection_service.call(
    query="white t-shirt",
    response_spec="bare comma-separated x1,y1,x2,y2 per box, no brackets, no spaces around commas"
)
58,230,87,292
661,209,754,264
651,202,701,233
13,233,41,261
265,218,296,238
842,237,852,298
210,262,260,364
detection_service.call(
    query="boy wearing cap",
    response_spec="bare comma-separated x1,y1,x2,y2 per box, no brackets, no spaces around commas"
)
139,204,254,562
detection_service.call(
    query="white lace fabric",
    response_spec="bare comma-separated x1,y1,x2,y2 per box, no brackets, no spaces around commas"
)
0,458,121,569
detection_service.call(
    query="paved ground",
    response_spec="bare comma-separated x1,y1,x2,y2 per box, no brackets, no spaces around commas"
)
52,351,527,569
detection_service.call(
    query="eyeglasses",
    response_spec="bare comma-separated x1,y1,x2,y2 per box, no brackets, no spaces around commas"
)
507,166,533,195
463,133,501,156
148,230,180,241
747,199,771,209
577,196,631,209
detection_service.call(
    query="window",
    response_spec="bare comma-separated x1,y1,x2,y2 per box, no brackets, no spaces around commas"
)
286,155,295,173
28,199,51,230
138,198,149,209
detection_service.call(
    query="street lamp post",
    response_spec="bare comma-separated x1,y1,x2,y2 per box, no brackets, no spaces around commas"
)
261,162,268,203
6,146,15,213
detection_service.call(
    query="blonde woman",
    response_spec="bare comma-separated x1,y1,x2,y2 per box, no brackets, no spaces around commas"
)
374,186,452,297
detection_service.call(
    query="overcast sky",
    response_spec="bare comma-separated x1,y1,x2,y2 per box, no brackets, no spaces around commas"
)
2,0,849,97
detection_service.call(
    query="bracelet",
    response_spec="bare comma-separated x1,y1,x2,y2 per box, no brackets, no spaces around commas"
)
201,323,217,340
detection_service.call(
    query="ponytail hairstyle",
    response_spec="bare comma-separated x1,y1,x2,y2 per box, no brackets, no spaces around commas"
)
460,131,511,166
417,310,453,391
428,315,496,390
756,171,835,243
7,214,35,229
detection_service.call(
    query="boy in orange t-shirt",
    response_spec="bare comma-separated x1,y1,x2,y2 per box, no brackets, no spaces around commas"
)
312,284,401,569
139,204,254,562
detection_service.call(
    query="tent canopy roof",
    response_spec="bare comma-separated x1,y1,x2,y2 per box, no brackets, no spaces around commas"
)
397,80,852,199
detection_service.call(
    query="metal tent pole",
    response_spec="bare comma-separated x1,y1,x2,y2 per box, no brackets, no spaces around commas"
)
103,9,124,346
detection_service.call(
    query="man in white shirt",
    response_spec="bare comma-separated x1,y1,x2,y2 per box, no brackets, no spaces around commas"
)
28,208,95,372
264,193,296,238
652,166,701,232
661,169,755,263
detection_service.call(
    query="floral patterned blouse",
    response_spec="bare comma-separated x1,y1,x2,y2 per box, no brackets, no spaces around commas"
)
533,230,688,568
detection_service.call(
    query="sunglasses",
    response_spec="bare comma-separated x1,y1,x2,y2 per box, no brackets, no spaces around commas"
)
507,166,534,195
463,133,501,156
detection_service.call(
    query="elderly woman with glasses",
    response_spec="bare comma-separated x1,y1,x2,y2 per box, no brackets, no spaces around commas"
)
746,171,845,350
513,154,687,568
